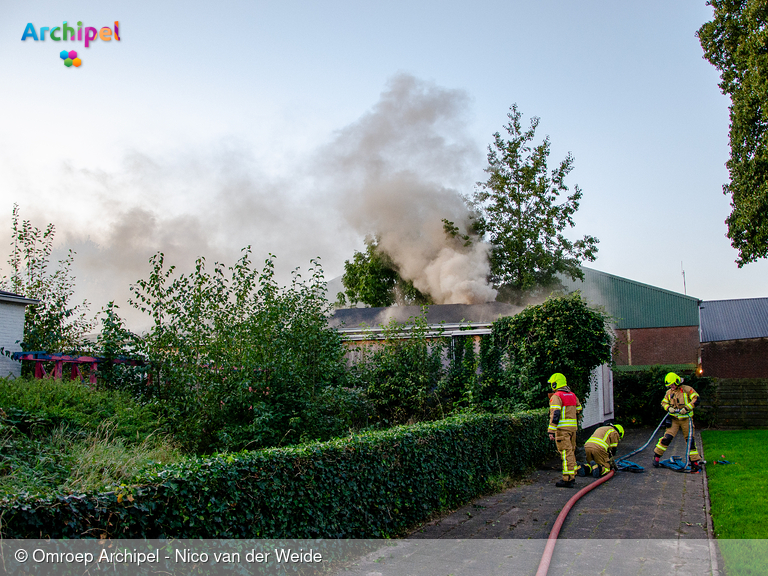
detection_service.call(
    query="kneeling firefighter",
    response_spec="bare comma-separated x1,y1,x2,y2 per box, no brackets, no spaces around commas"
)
653,372,702,473
547,373,583,488
579,423,624,478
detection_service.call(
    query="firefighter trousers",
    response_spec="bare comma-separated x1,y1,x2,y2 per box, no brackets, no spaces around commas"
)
555,428,578,481
653,417,700,462
584,444,613,475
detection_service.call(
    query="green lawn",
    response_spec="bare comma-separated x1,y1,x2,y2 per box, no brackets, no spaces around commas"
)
702,429,768,576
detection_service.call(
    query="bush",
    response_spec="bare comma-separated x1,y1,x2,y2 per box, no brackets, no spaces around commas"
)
480,293,612,407
128,250,356,453
351,312,447,425
0,410,550,538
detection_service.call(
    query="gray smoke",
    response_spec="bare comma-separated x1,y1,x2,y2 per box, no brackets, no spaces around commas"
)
8,74,497,329
317,73,497,304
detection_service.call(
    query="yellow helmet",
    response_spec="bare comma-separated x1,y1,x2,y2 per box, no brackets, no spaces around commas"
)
548,373,567,391
664,372,682,387
612,424,624,439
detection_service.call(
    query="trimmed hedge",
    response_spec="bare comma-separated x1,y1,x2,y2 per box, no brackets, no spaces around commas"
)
0,411,550,538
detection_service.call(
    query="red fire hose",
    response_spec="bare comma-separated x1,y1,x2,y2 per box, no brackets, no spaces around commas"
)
534,470,615,576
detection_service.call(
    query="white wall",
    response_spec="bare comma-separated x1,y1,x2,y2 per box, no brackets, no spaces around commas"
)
581,364,615,429
0,301,26,378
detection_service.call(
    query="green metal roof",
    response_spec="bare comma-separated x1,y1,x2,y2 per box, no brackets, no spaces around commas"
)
559,267,700,329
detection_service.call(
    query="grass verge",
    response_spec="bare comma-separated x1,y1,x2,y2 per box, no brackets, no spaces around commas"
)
702,429,768,576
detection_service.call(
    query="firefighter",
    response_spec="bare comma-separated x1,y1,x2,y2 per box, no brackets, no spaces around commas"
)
652,372,702,473
579,423,624,478
547,373,583,487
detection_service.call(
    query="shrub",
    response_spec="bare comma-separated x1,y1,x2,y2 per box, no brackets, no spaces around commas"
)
0,410,550,538
480,293,612,407
351,312,447,424
128,250,355,453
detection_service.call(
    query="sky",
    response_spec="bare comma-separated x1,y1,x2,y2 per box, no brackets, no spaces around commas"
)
2,1,766,328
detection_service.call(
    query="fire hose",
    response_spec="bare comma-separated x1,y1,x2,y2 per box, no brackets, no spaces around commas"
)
535,417,697,575
534,470,615,576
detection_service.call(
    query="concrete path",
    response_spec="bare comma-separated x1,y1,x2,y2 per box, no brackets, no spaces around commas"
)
338,426,721,576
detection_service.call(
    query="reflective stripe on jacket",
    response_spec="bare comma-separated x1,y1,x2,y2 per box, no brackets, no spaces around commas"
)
548,389,582,432
661,385,699,419
584,425,620,452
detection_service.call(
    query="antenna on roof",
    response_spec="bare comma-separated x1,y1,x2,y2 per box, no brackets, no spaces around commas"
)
681,261,687,295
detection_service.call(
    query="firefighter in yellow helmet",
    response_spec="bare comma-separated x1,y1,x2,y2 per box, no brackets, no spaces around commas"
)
547,373,583,487
579,423,624,478
652,372,702,473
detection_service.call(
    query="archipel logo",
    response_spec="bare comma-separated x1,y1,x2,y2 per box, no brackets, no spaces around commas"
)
21,21,120,68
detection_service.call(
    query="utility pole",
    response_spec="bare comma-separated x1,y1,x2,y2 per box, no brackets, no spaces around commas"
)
681,261,687,295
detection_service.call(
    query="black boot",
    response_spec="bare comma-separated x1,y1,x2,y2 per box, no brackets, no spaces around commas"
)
555,479,576,488
577,464,590,477
690,461,702,474
652,455,661,468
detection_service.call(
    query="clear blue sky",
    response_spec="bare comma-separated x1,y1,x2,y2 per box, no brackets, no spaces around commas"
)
2,1,765,323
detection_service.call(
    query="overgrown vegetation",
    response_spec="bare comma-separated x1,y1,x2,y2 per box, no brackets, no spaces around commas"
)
0,378,180,497
0,207,613,537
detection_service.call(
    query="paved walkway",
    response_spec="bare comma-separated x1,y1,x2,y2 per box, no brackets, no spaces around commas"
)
339,426,721,576
409,426,709,540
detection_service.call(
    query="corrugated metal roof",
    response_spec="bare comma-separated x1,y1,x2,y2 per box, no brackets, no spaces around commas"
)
559,267,700,329
699,298,768,342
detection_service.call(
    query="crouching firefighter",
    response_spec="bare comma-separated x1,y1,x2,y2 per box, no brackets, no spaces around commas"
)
579,423,624,478
547,373,583,487
653,372,702,473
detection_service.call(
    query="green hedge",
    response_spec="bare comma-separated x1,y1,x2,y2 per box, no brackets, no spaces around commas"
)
0,410,549,538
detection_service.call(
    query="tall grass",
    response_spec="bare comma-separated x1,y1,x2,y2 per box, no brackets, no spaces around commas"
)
0,419,182,496
0,377,181,497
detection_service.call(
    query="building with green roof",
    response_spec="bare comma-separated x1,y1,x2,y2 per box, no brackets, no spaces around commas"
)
559,267,701,371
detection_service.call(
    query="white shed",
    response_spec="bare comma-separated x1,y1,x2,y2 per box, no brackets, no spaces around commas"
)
0,290,37,378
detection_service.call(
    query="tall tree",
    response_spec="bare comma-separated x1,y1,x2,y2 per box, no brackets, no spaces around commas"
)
471,105,599,301
338,239,431,307
0,205,93,358
698,0,768,265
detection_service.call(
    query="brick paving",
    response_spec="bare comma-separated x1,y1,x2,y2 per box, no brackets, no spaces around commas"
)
337,426,720,575
408,426,709,540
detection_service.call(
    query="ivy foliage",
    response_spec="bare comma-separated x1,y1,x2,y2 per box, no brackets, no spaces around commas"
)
0,411,550,539
479,293,612,407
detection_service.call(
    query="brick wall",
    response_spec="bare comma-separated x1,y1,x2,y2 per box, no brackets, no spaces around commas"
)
613,325,699,366
701,338,768,378
0,301,26,378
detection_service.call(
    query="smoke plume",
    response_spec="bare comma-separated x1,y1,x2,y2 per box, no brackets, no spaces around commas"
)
8,74,498,329
317,73,497,304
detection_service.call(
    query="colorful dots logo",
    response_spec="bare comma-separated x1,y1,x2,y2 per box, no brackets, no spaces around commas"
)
60,49,81,67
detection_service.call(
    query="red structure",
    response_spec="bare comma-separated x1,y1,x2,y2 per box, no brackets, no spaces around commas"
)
12,351,145,384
